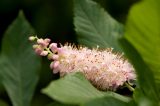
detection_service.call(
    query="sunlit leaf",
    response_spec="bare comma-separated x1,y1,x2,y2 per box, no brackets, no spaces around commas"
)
119,39,159,105
133,88,157,106
124,0,160,85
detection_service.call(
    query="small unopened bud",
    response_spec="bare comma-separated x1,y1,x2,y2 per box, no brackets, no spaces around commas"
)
35,48,43,55
37,38,50,47
37,39,44,45
53,69,59,74
51,61,60,74
52,55,59,60
50,61,60,69
49,43,58,53
29,36,36,41
53,61,60,68
50,62,54,69
44,38,51,43
33,44,39,49
40,51,48,56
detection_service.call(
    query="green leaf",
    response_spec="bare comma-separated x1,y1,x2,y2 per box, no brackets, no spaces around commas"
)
0,56,5,93
133,88,144,103
42,72,130,105
119,39,160,104
134,89,155,106
0,99,9,106
42,72,104,104
46,101,76,106
74,0,123,51
0,11,41,106
133,88,156,106
124,0,160,85
82,97,128,106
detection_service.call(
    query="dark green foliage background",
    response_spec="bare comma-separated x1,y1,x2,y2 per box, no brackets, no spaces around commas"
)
0,0,138,43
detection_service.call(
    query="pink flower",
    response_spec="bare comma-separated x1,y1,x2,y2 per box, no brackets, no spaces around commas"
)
30,36,136,90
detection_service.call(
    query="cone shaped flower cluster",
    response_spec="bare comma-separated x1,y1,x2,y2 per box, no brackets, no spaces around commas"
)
29,36,136,90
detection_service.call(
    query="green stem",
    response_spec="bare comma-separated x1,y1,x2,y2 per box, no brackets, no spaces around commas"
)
45,47,53,54
35,36,38,40
124,82,134,92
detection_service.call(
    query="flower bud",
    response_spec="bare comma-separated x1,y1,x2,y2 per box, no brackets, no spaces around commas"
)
29,36,36,41
49,43,58,53
33,44,39,49
52,55,59,60
34,48,43,55
40,51,48,56
44,38,51,43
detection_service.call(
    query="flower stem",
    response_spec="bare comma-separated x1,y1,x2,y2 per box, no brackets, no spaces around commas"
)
45,47,53,54
124,82,134,92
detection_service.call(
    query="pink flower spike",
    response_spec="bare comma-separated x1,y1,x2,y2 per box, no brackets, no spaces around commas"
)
40,51,48,56
30,36,136,90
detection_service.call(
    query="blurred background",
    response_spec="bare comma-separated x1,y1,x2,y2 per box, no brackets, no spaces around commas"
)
0,0,139,44
0,0,139,105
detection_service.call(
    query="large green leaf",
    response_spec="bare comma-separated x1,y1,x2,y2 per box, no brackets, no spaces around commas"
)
0,11,41,106
42,72,130,105
42,72,104,104
82,97,128,106
119,39,160,105
124,0,160,85
46,101,76,106
74,0,123,51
